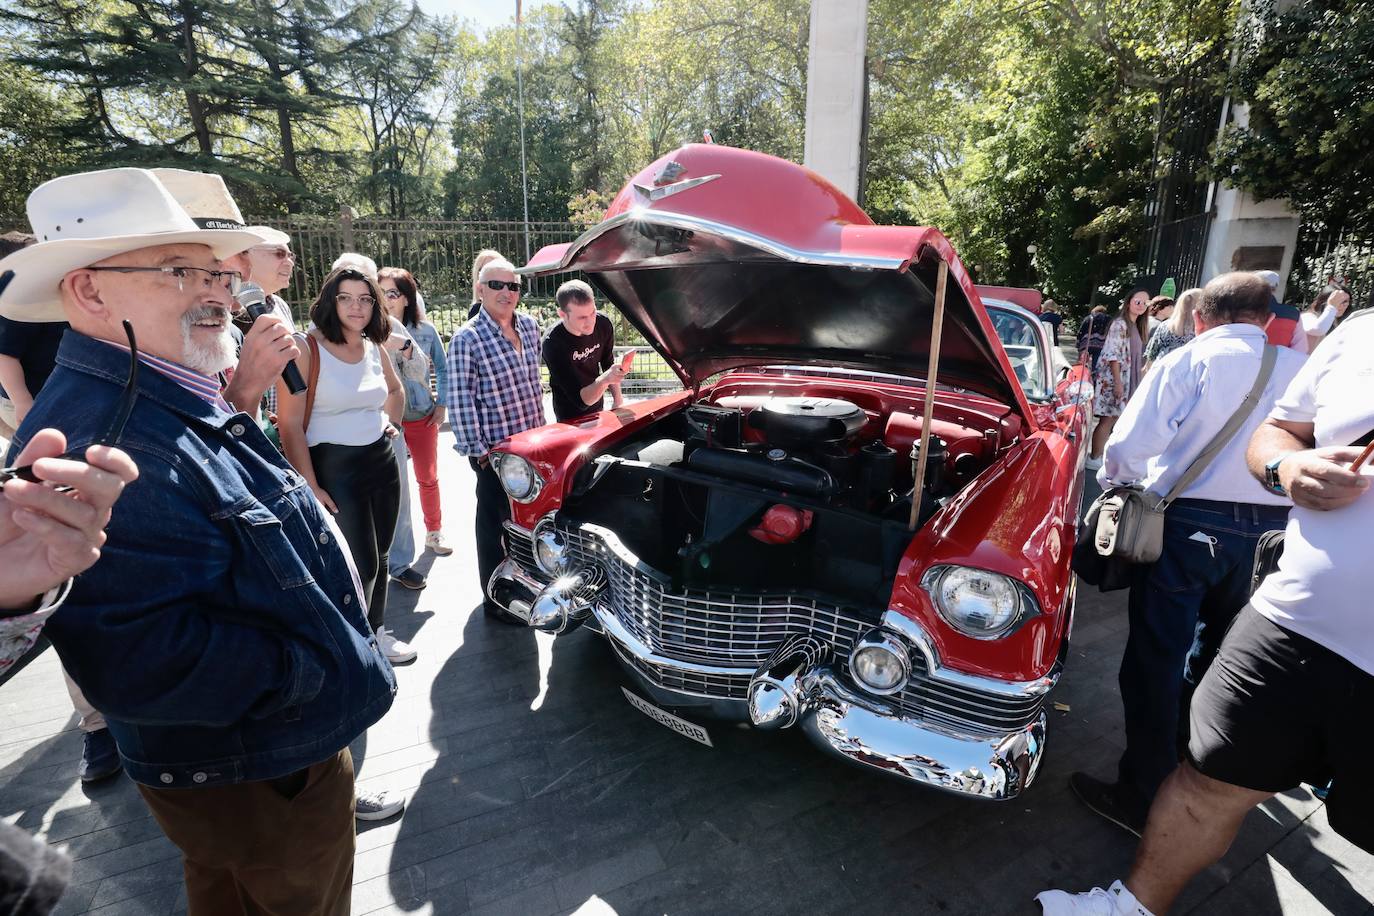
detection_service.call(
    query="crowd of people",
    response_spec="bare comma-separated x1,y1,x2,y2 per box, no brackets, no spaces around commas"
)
0,165,639,915
1040,270,1370,915
0,163,1367,916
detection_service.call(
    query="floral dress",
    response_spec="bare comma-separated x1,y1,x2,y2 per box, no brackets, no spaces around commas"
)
1092,318,1140,417
1143,324,1193,367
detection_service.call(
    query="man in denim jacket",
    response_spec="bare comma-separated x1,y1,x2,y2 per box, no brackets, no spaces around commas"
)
1,168,396,914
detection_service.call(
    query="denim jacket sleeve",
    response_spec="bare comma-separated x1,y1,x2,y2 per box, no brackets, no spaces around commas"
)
421,321,449,408
45,452,326,727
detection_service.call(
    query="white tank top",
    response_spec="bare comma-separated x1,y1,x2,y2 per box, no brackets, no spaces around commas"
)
305,337,389,447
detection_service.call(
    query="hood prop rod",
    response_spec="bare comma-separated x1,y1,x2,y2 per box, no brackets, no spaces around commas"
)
909,258,949,532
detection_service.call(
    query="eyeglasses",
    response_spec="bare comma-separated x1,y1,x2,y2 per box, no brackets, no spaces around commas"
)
86,265,243,296
383,289,404,300
252,247,294,261
484,279,522,293
0,280,140,491
336,293,377,308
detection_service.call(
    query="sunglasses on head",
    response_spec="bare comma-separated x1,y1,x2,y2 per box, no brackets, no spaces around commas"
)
484,279,522,293
0,269,141,490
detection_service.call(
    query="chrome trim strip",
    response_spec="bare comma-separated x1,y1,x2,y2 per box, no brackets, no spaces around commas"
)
518,210,909,276
880,610,1060,700
592,601,750,679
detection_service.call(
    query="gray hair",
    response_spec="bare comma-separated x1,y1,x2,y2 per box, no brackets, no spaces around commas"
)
477,257,518,283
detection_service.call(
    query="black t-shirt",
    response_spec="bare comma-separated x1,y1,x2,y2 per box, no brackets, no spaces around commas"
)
543,314,616,421
0,317,67,400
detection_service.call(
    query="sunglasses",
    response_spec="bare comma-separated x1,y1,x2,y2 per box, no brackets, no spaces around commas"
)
253,247,294,261
383,289,405,300
484,279,522,293
0,270,140,490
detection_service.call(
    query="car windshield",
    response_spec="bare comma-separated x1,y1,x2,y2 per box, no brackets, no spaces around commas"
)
987,307,1051,400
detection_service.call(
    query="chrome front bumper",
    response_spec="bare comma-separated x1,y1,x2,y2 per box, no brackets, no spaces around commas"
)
487,557,1048,800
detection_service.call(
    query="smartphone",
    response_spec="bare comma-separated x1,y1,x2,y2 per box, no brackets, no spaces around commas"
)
620,349,638,373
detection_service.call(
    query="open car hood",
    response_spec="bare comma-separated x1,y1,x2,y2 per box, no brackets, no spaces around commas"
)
522,145,1033,420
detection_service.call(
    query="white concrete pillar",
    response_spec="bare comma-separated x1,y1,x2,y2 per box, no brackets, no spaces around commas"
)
803,0,869,200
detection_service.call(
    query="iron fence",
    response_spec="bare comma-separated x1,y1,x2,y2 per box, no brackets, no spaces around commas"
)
249,214,683,394
1288,225,1374,316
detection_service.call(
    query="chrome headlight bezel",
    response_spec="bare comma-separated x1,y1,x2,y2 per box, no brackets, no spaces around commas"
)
921,565,1038,640
533,516,571,576
847,630,912,695
1065,380,1094,403
493,452,544,503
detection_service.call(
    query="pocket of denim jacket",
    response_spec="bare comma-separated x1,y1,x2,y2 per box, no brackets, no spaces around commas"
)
232,504,317,590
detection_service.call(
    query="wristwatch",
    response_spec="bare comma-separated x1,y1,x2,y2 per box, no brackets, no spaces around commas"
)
1264,455,1290,496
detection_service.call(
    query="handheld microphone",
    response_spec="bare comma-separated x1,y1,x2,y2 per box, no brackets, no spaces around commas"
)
236,282,306,395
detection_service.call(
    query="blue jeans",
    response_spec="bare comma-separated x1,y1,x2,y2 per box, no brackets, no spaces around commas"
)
388,432,416,576
1116,498,1289,804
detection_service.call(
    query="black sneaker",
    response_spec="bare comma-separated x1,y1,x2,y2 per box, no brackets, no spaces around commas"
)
1069,773,1148,838
78,728,122,783
390,567,427,590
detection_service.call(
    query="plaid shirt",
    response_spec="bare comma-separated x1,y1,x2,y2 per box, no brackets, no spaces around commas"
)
447,308,545,456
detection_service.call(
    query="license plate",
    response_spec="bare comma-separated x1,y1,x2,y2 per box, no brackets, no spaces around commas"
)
622,687,713,747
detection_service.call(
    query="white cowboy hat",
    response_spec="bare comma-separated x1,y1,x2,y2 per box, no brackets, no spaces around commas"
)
151,169,291,248
246,226,292,247
0,168,264,322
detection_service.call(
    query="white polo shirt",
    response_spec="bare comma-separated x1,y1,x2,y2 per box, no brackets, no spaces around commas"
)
1251,312,1374,675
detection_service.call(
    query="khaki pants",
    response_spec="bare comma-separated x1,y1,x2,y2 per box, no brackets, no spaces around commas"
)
137,749,356,916
63,668,107,733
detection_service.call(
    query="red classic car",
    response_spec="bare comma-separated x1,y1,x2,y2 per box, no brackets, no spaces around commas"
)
485,143,1093,800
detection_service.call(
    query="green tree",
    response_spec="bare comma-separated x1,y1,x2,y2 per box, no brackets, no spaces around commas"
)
1215,0,1374,232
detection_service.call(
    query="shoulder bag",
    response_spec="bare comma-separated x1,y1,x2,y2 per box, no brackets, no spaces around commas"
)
302,333,321,435
1076,344,1278,576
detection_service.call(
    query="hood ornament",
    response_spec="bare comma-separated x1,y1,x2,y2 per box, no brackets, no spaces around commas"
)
631,164,723,205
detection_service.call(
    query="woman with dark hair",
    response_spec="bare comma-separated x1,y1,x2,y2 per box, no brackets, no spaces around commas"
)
1086,287,1151,469
1301,284,1351,351
276,267,413,665
379,266,452,556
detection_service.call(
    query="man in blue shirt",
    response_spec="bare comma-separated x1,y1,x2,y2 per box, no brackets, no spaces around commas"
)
1067,272,1306,839
2,167,396,914
447,257,545,619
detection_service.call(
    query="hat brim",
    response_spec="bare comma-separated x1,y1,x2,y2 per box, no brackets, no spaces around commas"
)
0,228,264,322
247,226,292,246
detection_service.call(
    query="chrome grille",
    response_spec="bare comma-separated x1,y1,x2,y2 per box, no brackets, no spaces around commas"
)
507,522,1043,735
507,525,538,572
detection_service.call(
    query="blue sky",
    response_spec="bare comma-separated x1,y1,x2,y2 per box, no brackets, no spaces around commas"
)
416,0,561,31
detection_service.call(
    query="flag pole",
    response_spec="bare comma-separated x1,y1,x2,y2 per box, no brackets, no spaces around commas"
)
516,0,531,263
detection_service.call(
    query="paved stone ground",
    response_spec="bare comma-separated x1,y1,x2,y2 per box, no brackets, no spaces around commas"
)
2,427,1372,916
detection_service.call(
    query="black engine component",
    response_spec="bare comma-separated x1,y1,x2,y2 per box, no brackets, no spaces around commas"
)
687,447,836,498
748,397,867,449
685,403,743,449
858,440,898,504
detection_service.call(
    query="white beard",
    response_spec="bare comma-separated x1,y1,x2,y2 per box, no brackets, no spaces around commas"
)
180,307,237,374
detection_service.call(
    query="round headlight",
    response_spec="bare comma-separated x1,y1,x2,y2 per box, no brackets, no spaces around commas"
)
848,632,911,695
1065,380,1094,403
926,566,1024,639
534,523,570,576
495,453,543,503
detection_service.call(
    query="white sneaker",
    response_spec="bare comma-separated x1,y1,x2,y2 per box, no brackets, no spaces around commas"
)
377,627,416,663
354,787,405,821
1085,455,1104,471
424,530,454,556
1036,880,1155,916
